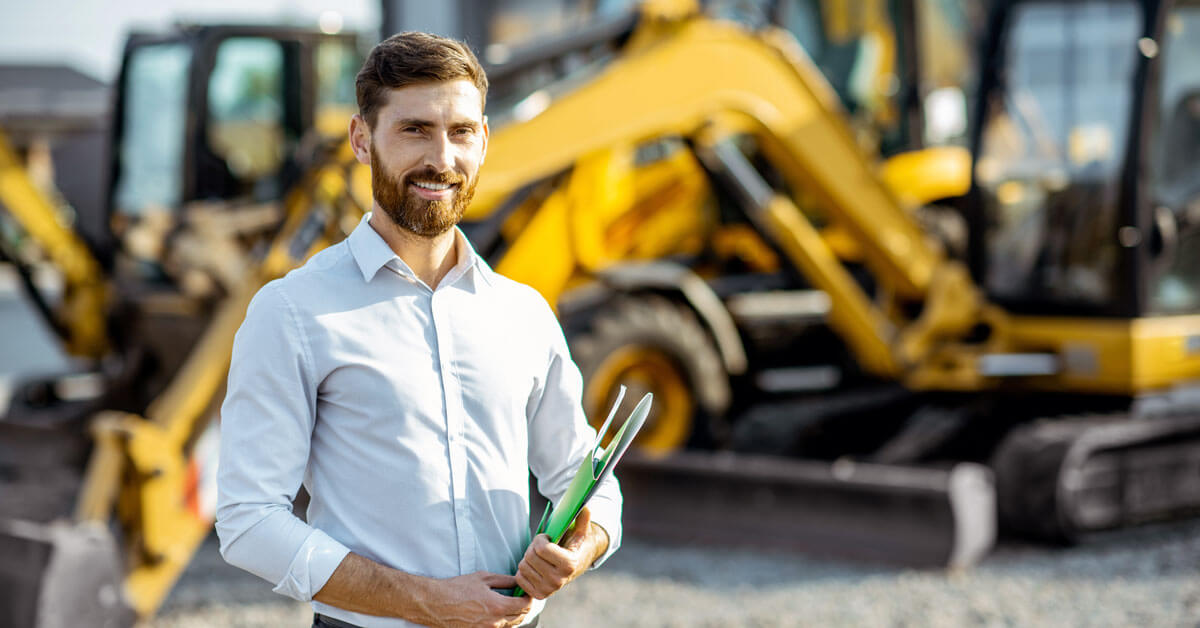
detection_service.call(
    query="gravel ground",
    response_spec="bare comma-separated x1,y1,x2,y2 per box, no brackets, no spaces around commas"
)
153,519,1200,627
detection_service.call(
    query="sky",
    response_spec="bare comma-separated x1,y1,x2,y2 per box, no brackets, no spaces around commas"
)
0,0,380,83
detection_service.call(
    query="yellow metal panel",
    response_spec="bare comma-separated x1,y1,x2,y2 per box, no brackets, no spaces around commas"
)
568,148,636,271
997,317,1134,393
992,316,1200,394
602,146,712,263
495,186,576,304
1132,316,1200,390
879,146,972,208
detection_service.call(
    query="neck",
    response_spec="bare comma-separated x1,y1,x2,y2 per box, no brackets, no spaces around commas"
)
368,210,459,289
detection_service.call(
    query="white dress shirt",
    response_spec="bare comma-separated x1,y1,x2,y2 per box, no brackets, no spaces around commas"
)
215,214,622,627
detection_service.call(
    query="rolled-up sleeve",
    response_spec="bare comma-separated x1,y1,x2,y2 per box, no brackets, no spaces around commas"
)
215,281,350,601
525,299,622,567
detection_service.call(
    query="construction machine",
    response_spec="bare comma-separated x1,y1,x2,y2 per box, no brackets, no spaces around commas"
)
475,0,1200,552
6,0,1198,626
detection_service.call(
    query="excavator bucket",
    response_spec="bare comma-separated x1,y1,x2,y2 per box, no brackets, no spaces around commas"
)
0,379,135,627
0,519,134,628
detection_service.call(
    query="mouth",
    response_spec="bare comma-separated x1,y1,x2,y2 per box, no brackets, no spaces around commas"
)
409,179,460,200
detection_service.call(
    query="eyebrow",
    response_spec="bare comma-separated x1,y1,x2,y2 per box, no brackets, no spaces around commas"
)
393,118,481,131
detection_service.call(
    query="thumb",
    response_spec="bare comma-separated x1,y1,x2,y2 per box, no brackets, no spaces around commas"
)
563,506,591,550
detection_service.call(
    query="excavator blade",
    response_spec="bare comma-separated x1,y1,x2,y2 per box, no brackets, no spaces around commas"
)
618,450,996,568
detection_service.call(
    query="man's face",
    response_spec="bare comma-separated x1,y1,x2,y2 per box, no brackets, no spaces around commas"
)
359,80,488,237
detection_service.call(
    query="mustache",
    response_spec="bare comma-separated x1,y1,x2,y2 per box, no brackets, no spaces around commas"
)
402,167,465,186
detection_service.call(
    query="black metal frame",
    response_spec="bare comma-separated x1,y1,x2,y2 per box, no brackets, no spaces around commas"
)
1137,0,1200,315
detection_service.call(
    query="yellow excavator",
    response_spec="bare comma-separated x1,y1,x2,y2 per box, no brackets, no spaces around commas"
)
460,0,1200,551
4,0,1199,625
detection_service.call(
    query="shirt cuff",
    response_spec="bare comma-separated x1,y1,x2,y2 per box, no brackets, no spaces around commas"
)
271,528,352,601
584,494,622,569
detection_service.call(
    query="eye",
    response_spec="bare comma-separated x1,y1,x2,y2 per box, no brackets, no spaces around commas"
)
453,127,474,136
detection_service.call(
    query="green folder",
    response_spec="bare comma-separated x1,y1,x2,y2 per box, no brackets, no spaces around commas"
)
512,386,652,597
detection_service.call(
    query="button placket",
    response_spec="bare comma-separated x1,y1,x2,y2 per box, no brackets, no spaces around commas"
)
432,289,475,573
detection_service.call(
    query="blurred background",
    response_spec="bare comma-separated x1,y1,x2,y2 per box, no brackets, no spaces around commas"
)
1,0,1199,626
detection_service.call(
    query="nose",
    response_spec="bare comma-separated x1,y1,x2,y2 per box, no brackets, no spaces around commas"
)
424,131,455,173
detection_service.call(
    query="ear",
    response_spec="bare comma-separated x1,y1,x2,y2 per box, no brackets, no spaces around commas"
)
349,113,372,166
480,114,489,166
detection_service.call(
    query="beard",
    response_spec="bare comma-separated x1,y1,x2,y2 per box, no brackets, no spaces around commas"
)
370,146,477,237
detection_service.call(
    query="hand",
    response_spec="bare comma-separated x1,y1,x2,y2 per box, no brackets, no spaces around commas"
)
514,506,609,600
416,571,532,628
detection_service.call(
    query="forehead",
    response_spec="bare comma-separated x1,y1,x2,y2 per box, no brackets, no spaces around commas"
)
375,79,484,124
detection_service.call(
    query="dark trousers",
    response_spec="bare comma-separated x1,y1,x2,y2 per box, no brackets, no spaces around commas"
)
313,614,362,628
313,613,539,627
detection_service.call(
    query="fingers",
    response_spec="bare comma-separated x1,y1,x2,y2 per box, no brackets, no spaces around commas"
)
492,590,532,616
516,537,580,600
474,572,530,610
512,514,597,603
478,572,518,589
514,557,551,600
531,534,572,564
435,573,530,628
477,574,531,618
521,547,558,584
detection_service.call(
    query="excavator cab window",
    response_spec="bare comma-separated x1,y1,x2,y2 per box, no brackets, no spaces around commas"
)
1148,2,1200,314
974,0,1142,314
111,42,191,218
314,39,361,137
198,37,298,203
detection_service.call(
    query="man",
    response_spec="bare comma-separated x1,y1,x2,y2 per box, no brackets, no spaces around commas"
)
216,31,621,628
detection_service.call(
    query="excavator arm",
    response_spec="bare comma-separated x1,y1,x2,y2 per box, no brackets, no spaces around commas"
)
469,13,981,381
0,128,108,358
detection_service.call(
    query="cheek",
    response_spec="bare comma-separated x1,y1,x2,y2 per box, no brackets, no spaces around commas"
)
458,148,485,176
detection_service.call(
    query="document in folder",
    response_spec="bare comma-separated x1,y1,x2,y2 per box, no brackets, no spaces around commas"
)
512,386,652,597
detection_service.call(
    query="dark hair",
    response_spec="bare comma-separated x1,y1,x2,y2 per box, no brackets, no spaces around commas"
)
355,31,488,128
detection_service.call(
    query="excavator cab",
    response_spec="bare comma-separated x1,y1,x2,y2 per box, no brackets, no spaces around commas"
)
99,26,363,409
109,25,360,276
970,0,1200,320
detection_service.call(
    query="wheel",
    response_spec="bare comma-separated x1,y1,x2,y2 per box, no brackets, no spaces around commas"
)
568,294,730,456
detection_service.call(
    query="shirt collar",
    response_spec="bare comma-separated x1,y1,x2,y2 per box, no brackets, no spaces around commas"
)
346,212,495,287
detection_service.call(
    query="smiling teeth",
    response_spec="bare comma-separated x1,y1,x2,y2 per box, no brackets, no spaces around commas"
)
413,181,453,191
